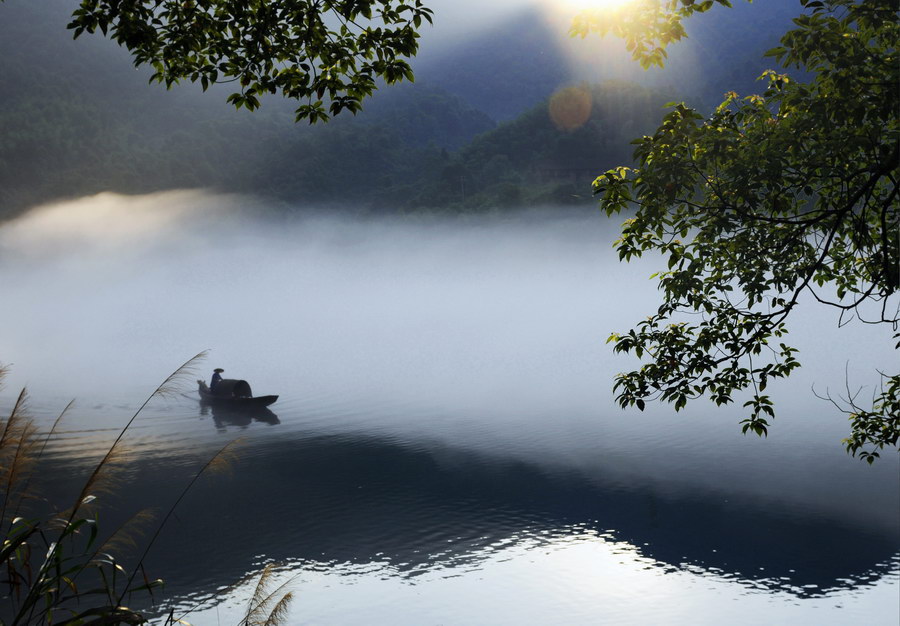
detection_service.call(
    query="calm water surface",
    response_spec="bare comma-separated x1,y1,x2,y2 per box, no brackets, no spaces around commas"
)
1,193,897,624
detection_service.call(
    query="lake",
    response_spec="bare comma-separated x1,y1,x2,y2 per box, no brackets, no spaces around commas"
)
1,191,897,625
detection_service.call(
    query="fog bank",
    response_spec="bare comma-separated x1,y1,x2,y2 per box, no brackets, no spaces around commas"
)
2,190,897,531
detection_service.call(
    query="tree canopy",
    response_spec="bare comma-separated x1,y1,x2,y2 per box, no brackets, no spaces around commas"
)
588,0,898,461
63,0,432,122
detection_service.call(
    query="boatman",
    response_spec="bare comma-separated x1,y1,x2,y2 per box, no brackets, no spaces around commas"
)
210,368,224,392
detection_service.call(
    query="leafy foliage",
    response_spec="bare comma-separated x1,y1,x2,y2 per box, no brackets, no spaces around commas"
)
818,334,900,464
843,373,900,464
64,0,432,122
571,0,746,69
591,0,899,458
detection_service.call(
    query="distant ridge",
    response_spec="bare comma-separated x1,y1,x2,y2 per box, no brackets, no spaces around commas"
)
0,0,805,217
412,1,800,121
413,7,571,122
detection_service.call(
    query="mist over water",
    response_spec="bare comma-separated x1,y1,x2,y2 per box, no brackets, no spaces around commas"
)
1,191,650,407
1,191,897,624
2,190,893,424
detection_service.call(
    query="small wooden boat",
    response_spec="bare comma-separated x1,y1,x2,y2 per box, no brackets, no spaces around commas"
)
197,379,278,408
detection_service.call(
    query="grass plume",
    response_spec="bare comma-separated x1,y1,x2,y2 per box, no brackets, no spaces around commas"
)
69,351,207,523
1,353,293,625
238,564,295,626
94,509,158,559
5,399,76,528
0,388,37,531
0,352,279,626
118,437,242,607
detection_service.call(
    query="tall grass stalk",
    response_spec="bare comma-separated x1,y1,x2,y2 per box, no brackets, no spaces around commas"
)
0,354,294,625
116,437,241,607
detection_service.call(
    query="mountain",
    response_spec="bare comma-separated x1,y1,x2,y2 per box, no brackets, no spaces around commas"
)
378,81,672,212
412,1,802,121
411,8,572,123
0,1,495,216
0,0,809,217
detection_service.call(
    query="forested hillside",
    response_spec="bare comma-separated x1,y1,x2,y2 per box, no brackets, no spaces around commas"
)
380,82,670,212
0,1,494,216
0,0,799,217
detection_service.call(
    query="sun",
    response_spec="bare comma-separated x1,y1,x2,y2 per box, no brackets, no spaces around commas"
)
533,0,638,21
555,0,635,10
535,0,638,25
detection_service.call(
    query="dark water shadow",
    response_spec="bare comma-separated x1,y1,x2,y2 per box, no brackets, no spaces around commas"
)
122,430,900,609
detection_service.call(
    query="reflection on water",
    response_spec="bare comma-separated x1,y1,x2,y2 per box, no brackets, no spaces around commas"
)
16,393,898,625
199,402,281,431
143,427,896,595
177,542,900,626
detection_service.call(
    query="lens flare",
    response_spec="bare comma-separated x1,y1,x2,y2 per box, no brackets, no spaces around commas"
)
548,85,592,131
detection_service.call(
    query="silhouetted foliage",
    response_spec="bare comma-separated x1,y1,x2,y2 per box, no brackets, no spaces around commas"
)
63,0,432,123
589,0,899,460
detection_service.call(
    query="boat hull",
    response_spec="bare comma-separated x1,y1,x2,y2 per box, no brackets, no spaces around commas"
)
198,388,278,408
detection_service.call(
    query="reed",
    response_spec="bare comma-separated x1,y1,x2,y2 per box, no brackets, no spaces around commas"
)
239,564,295,626
0,357,293,625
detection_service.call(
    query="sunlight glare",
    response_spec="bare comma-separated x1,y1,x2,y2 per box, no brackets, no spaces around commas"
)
553,0,635,12
535,0,638,27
